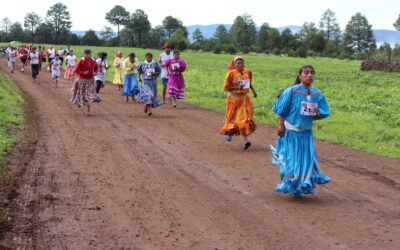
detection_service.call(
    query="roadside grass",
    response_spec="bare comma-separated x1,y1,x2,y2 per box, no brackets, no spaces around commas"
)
2,44,399,159
0,72,24,231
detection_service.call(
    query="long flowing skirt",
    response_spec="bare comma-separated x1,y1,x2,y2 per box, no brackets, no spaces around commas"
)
220,94,257,136
136,80,163,108
121,73,140,96
167,74,185,99
70,78,101,107
113,68,124,86
64,65,75,78
270,129,330,196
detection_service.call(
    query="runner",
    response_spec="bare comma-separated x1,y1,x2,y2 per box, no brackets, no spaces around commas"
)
70,49,99,116
47,45,56,69
113,51,125,90
29,47,41,82
220,56,257,150
18,46,29,72
121,53,140,102
94,52,110,94
41,46,47,69
270,65,330,198
136,53,162,116
158,43,173,103
8,47,17,73
50,54,62,87
58,46,65,65
164,50,186,107
64,50,77,81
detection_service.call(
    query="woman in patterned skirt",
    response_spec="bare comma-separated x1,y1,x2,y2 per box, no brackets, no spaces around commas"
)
136,53,162,116
70,49,99,116
220,56,257,150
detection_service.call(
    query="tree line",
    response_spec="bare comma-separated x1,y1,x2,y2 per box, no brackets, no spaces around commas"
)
1,3,399,60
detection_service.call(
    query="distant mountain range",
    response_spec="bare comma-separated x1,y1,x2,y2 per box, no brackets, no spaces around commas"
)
71,24,400,46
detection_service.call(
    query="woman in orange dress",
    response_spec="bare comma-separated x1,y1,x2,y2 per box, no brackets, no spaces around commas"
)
220,56,257,150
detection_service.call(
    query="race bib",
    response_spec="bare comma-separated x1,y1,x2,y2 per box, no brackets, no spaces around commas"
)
239,79,250,89
146,68,155,77
300,102,318,116
173,63,180,68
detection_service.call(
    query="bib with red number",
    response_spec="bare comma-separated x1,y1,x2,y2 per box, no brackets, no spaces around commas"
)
300,102,318,116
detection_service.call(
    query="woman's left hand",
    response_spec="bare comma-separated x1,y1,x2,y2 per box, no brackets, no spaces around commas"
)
253,92,257,98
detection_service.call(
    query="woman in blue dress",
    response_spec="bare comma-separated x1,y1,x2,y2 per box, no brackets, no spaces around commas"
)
136,53,163,116
270,65,330,198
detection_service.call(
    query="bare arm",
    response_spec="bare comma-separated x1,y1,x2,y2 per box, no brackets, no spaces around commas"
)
277,116,285,137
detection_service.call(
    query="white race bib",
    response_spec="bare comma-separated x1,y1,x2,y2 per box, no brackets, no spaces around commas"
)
146,68,155,77
300,102,318,116
173,63,180,68
239,79,250,89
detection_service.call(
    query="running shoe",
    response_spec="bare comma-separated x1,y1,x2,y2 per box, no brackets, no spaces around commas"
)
244,141,252,150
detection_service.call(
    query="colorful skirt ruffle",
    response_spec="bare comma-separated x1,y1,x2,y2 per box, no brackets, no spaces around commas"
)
70,78,101,107
167,74,185,99
136,80,162,108
220,94,256,136
121,73,140,96
270,129,330,196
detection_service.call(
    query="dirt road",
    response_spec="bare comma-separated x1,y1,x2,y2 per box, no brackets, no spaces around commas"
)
1,59,399,250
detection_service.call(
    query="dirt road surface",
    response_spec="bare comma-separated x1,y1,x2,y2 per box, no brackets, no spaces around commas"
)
0,58,399,250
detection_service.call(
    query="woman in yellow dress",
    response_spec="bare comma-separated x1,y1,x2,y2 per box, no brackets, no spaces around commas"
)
113,51,125,90
220,56,257,150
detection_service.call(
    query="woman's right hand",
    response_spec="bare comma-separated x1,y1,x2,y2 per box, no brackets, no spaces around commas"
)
278,125,285,137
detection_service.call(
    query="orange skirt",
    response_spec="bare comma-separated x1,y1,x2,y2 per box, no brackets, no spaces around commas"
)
220,94,257,136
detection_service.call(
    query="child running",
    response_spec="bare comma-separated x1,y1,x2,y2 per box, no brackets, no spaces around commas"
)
164,50,186,107
136,53,162,116
220,56,257,150
270,65,330,198
50,54,62,87
18,46,29,72
94,52,110,94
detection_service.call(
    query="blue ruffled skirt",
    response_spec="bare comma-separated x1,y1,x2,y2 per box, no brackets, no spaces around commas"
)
121,73,140,96
136,80,162,108
270,129,330,196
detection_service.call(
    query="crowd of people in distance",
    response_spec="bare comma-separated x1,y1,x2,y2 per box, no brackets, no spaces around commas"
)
1,42,331,199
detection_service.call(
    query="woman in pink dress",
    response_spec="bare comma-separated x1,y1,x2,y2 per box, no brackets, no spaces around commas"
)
165,51,186,107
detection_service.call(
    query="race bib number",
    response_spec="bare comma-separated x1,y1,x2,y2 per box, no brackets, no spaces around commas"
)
300,102,318,116
239,79,250,89
146,68,155,76
173,63,180,68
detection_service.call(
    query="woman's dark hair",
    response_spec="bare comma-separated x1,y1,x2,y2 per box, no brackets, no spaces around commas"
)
84,49,91,55
294,65,315,85
145,52,153,57
129,52,135,57
173,50,180,55
100,52,107,60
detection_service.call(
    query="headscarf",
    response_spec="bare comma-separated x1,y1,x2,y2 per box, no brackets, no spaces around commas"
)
227,56,244,70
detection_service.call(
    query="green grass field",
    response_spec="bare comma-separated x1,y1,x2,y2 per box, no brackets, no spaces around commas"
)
0,71,24,228
2,44,400,159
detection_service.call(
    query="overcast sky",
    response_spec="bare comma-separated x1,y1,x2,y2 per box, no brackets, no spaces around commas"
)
1,0,399,31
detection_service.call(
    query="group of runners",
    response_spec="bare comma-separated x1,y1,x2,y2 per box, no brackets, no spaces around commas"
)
1,43,330,198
